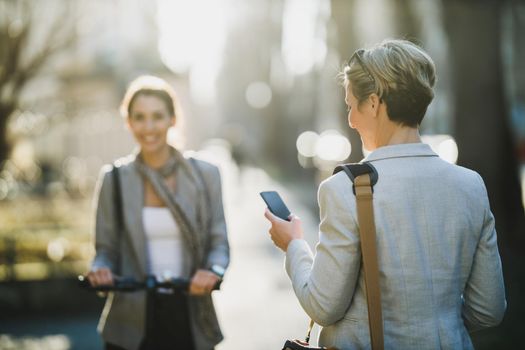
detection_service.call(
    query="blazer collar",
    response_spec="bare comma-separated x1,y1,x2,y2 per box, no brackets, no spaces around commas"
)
363,143,439,163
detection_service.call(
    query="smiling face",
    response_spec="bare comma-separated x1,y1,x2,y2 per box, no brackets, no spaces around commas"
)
127,93,175,155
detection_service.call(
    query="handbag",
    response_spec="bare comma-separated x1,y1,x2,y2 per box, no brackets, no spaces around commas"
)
282,163,384,350
282,320,337,350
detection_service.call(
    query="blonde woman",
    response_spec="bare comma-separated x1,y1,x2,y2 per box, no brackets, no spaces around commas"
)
87,76,229,350
264,39,506,349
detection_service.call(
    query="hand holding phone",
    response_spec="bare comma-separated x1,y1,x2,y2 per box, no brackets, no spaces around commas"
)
260,191,291,221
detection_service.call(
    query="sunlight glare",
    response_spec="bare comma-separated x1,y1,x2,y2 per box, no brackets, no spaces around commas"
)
315,130,351,161
157,0,228,104
281,0,328,75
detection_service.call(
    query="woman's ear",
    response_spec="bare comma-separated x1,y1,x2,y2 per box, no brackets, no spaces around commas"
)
369,94,381,116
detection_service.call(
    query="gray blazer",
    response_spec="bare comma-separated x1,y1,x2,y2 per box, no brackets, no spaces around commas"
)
91,153,229,350
285,143,506,349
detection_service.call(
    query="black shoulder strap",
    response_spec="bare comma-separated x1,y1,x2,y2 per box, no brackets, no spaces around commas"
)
333,162,378,194
111,164,124,274
111,165,124,233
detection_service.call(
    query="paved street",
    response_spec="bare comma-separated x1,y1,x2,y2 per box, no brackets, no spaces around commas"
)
200,146,322,350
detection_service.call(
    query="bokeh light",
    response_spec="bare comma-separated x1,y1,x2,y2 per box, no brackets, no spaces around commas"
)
437,138,459,164
0,178,8,200
421,134,459,164
11,140,35,171
296,131,319,157
47,239,66,262
315,130,352,161
296,129,351,169
245,81,272,109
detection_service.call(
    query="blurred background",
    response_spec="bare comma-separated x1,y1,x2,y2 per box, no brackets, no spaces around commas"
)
0,0,524,349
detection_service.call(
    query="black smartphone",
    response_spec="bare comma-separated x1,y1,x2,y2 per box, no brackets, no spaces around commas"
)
260,191,291,221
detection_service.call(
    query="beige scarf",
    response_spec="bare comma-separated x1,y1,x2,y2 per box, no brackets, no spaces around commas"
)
134,147,210,273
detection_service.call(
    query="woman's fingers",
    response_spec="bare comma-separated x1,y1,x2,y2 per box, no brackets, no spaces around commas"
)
189,280,201,295
87,268,114,286
102,269,114,285
290,215,303,235
264,209,303,252
86,272,97,286
264,208,276,222
189,270,220,296
205,278,217,291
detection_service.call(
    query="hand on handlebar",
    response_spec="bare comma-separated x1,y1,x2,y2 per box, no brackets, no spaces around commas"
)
87,267,114,287
189,269,221,296
79,272,222,293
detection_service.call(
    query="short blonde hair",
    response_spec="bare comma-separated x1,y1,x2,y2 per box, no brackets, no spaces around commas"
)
342,39,436,127
120,75,180,119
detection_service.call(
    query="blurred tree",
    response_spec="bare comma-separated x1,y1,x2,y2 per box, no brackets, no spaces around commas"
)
504,1,525,161
0,0,74,170
443,0,525,347
443,0,525,250
330,0,363,162
391,0,420,39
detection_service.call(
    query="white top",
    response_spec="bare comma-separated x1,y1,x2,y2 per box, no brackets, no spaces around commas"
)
142,207,189,280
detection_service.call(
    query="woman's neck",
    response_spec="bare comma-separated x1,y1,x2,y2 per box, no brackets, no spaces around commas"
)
385,126,421,146
373,119,421,149
140,146,171,169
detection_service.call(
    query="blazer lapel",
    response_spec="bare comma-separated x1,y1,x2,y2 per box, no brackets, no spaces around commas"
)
173,160,199,234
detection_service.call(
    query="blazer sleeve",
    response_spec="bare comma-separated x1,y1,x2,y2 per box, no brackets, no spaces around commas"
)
201,164,230,271
462,174,507,332
285,176,361,326
91,165,120,272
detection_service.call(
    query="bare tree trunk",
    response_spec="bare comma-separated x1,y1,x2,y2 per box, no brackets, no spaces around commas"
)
443,0,525,347
443,0,525,251
0,0,75,170
0,104,13,168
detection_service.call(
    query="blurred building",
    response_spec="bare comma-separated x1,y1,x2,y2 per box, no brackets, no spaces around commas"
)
11,0,164,191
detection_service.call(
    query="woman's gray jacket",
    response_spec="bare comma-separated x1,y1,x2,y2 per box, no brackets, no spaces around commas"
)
91,153,229,350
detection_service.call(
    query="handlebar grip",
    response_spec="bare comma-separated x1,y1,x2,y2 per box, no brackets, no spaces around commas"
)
78,275,91,289
156,278,189,290
77,275,116,292
77,275,143,292
77,275,222,292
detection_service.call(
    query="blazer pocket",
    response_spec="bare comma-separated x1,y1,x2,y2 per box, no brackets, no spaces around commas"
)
339,315,371,349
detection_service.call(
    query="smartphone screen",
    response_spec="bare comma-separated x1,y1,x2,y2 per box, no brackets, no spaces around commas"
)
260,191,291,221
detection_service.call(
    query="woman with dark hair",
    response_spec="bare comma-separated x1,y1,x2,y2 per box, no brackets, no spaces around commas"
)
264,39,506,349
87,76,229,350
